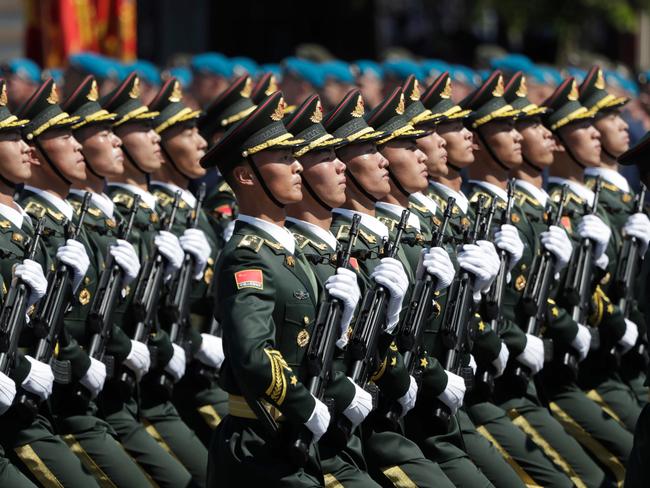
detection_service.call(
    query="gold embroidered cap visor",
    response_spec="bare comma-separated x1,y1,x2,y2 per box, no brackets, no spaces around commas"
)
467,98,520,128
199,75,257,137
18,80,80,140
0,111,28,131
544,101,594,131
154,105,202,134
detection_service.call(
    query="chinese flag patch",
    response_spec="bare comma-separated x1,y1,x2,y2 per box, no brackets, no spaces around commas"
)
214,204,233,216
234,269,263,290
349,257,360,272
560,216,572,234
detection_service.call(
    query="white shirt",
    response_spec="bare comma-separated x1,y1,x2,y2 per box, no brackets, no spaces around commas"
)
332,208,389,240
24,186,73,221
548,176,596,205
150,180,197,208
0,202,29,229
584,167,630,193
410,192,438,215
515,179,549,207
429,181,469,214
108,183,158,210
375,202,421,231
469,180,509,202
237,214,295,254
69,190,115,218
285,217,338,251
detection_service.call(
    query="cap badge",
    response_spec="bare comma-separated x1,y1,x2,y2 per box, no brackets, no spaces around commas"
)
410,80,421,101
271,97,286,121
0,83,7,107
351,95,365,117
240,77,253,98
129,77,141,99
47,83,59,104
87,79,99,101
568,80,579,101
440,77,452,99
396,93,405,115
310,100,323,123
516,76,528,98
169,80,182,102
595,69,606,90
492,75,505,97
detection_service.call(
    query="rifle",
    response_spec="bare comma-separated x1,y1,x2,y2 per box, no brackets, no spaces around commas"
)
17,192,92,413
86,195,141,378
289,214,361,466
560,177,602,377
430,195,487,431
0,219,45,375
510,185,568,392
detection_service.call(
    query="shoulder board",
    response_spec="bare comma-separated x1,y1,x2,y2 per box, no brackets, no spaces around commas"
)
217,181,234,195
46,207,65,222
263,238,283,251
292,233,311,250
601,181,620,194
515,189,540,208
584,178,596,190
24,201,46,219
469,190,492,207
358,228,377,245
0,220,11,230
69,199,81,212
408,201,429,214
236,234,264,252
152,190,173,208
335,224,350,240
428,192,446,211
112,192,134,209
377,216,396,231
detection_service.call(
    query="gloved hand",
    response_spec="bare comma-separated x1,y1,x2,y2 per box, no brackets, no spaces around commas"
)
492,342,510,377
154,230,184,280
623,213,650,254
79,357,106,399
421,247,455,291
577,214,611,261
326,268,361,347
494,224,524,270
343,378,373,428
619,318,639,354
371,257,409,334
571,323,592,361
458,242,499,301
14,258,47,306
23,356,54,401
164,343,186,382
468,354,477,375
305,396,331,442
195,334,225,370
397,375,418,417
223,220,236,243
438,370,466,414
123,340,151,381
516,334,545,375
540,225,573,272
109,239,141,286
0,372,16,415
56,239,89,291
180,228,211,279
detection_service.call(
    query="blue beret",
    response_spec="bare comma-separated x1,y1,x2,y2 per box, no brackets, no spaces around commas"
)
450,65,480,87
260,63,282,81
383,59,424,81
231,57,259,77
606,71,639,97
565,67,587,85
191,53,233,78
527,66,562,86
5,58,41,83
354,60,383,78
321,60,355,84
69,52,125,80
168,67,193,88
128,59,160,86
420,59,449,79
490,54,534,73
283,58,325,88
42,68,64,85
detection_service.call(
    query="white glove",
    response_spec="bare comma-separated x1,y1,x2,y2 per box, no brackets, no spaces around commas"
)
371,257,409,334
195,333,225,370
56,239,90,291
457,242,499,300
468,354,477,375
154,230,184,279
516,334,545,375
623,213,650,255
326,268,361,348
577,214,611,261
540,225,573,272
571,323,592,361
110,239,141,286
494,224,524,270
14,258,47,306
223,220,236,243
180,228,211,279
305,395,331,442
342,378,373,428
492,342,510,377
123,340,151,381
22,356,54,401
438,370,466,414
164,343,186,382
397,375,418,417
421,247,455,291
619,318,639,354
0,372,16,415
79,357,106,399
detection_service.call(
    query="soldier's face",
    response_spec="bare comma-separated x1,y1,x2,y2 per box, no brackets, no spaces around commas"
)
115,122,163,173
162,123,208,178
0,129,33,184
594,110,629,158
437,121,475,169
37,128,86,181
191,74,229,108
558,121,601,167
517,118,554,167
478,120,523,168
298,148,347,208
75,123,124,179
416,130,448,177
380,139,428,193
337,142,390,200
250,148,303,204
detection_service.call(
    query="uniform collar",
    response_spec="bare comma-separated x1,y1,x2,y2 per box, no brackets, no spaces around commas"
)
285,217,338,251
108,183,158,210
548,176,595,204
69,189,115,218
332,208,389,239
237,214,295,254
0,202,29,229
410,191,438,215
150,180,197,208
515,179,549,207
429,181,469,214
24,185,73,221
469,179,508,202
375,201,421,231
584,167,630,193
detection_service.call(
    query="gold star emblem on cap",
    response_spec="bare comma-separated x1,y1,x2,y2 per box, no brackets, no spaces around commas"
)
47,83,59,104
516,76,528,98
420,357,428,368
568,80,579,101
271,98,286,121
169,80,182,102
310,100,323,123
290,375,298,385
441,78,452,99
129,77,141,99
0,83,8,106
410,80,421,101
595,69,606,90
492,75,505,97
240,77,253,98
396,93,405,115
351,95,365,117
87,79,99,101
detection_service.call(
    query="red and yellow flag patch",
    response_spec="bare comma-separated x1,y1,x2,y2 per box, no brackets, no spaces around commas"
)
234,269,263,290
349,257,360,272
560,216,572,234
214,204,233,216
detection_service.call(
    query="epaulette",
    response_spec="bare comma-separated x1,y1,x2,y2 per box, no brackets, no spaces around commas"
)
111,192,134,209
69,199,81,212
408,201,429,215
23,201,46,219
377,216,396,231
152,190,174,208
469,190,493,207
217,181,234,196
358,228,378,245
335,224,350,241
515,189,540,208
45,206,65,223
427,192,447,211
237,234,264,252
0,220,11,231
292,233,311,250
585,177,621,195
263,238,283,251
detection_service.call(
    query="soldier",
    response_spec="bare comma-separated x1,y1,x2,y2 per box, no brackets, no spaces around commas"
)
189,53,233,109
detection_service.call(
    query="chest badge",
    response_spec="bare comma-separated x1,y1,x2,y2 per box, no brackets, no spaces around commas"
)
294,290,309,300
285,255,295,267
515,274,527,291
78,288,91,305
297,329,310,348
622,193,632,203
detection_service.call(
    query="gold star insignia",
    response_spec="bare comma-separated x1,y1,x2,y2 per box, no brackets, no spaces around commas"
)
390,357,397,367
420,358,428,368
551,307,559,318
290,375,298,386
478,321,486,331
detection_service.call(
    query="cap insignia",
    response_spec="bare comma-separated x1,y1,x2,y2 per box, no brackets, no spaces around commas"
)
47,83,59,104
595,69,605,90
410,80,421,101
568,80,579,101
271,97,286,121
310,100,323,123
396,93,405,115
351,95,364,117
440,77,452,99
515,76,528,98
87,79,99,101
169,80,182,102
0,84,7,107
492,75,505,97
129,77,141,99
240,77,253,98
